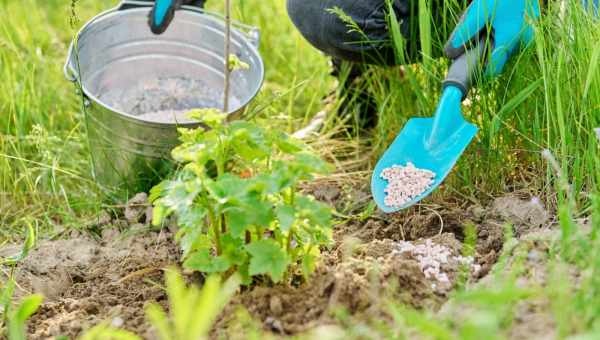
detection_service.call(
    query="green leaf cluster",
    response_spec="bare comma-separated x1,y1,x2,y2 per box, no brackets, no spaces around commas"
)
151,116,333,284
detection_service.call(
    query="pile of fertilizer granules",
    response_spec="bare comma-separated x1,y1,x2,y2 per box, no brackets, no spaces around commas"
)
380,162,436,208
393,239,481,290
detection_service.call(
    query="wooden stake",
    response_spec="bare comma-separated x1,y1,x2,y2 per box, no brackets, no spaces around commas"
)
223,0,232,113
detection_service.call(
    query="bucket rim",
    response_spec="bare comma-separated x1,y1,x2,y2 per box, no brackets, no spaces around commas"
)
65,6,265,127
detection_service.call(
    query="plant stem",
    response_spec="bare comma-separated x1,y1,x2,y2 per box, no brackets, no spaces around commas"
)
286,188,295,252
286,228,293,252
210,210,222,255
223,0,232,113
290,187,295,205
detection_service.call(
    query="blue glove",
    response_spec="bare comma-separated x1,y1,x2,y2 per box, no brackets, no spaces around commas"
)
445,0,540,77
148,0,206,34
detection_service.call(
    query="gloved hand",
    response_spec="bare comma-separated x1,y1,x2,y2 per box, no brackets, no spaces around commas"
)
148,0,206,35
444,0,540,77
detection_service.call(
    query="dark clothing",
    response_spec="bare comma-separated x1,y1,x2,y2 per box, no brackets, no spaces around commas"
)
286,0,446,65
286,0,451,129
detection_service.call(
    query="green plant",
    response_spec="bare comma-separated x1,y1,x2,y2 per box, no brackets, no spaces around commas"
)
145,268,240,340
0,279,44,340
151,112,333,284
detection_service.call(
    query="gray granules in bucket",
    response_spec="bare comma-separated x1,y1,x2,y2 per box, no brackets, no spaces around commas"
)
381,162,436,208
98,76,240,123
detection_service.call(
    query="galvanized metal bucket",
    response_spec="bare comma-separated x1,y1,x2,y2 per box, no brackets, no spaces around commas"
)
64,0,264,198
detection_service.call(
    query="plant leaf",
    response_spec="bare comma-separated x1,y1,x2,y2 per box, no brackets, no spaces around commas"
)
292,153,332,175
2,223,36,266
178,228,211,258
8,294,43,340
225,193,274,237
272,132,304,154
302,247,320,279
187,108,225,128
177,206,207,229
245,240,289,283
230,122,271,162
183,249,231,273
14,294,43,322
276,205,295,232
296,195,332,228
144,304,172,340
221,234,248,266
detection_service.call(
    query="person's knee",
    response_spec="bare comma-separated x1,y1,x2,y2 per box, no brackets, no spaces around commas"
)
287,0,411,64
287,0,378,62
286,0,335,53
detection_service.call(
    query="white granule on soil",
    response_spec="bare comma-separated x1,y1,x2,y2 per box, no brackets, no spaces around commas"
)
392,239,481,290
380,162,436,208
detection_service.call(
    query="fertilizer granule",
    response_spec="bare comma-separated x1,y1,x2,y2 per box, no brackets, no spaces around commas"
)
380,162,436,208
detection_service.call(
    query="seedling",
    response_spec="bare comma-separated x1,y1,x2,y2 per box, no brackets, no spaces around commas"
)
151,113,333,284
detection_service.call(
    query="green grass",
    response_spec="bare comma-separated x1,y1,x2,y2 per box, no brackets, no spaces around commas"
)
1,0,105,240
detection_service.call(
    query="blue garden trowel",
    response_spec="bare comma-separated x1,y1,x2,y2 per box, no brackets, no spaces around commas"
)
371,42,484,213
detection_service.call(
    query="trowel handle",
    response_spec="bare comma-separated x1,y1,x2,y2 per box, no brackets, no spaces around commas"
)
442,38,485,100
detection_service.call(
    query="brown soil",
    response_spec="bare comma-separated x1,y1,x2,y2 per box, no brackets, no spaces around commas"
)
20,225,178,339
2,189,556,339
